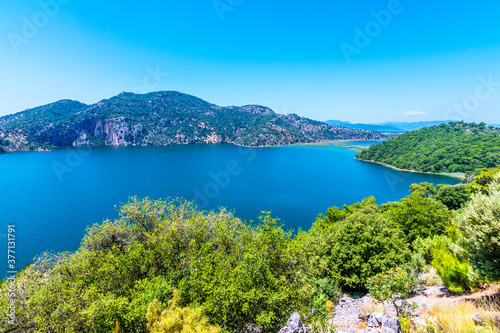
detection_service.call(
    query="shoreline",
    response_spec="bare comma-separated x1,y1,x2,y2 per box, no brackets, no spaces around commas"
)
355,157,466,180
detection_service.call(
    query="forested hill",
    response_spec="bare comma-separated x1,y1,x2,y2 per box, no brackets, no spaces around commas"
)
356,122,500,173
0,91,383,152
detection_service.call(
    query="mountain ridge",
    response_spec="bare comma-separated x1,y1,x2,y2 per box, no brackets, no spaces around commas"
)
0,91,384,152
326,119,500,133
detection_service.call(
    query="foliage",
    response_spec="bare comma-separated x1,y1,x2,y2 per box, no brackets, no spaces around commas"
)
434,184,471,210
0,198,311,333
431,247,473,294
468,167,500,193
384,192,453,245
357,122,500,173
412,235,454,263
310,277,341,319
318,204,410,290
367,267,415,317
316,196,377,229
146,290,220,333
456,182,500,280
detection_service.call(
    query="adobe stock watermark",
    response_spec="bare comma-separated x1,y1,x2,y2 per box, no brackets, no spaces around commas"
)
213,0,243,21
132,65,169,94
339,0,411,63
443,74,500,121
193,146,256,209
7,0,71,54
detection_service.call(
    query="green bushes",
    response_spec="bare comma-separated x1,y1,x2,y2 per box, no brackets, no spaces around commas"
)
456,182,500,280
384,192,452,245
2,175,499,332
0,199,311,333
367,267,414,316
318,205,410,290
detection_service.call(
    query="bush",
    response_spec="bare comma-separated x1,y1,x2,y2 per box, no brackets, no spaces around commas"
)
320,204,410,290
385,192,453,246
456,182,500,280
367,267,415,317
435,184,471,210
431,247,473,294
146,290,220,333
0,199,312,333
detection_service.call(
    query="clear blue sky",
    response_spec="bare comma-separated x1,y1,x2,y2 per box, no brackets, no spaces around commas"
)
1,0,500,123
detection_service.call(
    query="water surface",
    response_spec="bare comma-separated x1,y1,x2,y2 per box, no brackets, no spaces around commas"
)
0,144,458,276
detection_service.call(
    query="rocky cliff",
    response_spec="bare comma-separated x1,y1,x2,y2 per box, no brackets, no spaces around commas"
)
0,91,384,152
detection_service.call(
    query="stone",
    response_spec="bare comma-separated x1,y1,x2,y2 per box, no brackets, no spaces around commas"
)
278,313,308,333
365,313,402,333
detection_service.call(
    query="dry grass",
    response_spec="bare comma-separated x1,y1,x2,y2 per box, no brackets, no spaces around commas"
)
360,300,385,320
430,298,500,333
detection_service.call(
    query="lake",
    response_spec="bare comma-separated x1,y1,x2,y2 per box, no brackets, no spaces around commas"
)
0,143,459,276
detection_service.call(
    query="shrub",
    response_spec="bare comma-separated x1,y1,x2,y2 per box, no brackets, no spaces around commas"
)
146,290,220,333
431,247,473,294
320,205,410,290
0,199,312,333
384,192,453,246
456,182,500,280
413,235,454,263
367,267,415,317
435,184,471,210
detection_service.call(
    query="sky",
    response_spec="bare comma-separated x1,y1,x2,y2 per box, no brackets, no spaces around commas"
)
1,0,500,124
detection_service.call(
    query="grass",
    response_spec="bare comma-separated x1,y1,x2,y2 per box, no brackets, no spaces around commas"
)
360,299,385,320
430,299,500,333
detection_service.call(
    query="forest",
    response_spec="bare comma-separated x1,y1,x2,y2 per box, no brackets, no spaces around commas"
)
2,167,499,333
356,122,500,173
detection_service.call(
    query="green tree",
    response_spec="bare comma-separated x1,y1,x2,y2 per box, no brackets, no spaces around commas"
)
319,204,410,290
434,184,471,210
384,192,452,245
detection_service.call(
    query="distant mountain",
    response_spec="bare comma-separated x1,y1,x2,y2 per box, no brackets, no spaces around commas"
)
325,120,403,133
375,120,453,132
0,91,384,153
326,120,499,133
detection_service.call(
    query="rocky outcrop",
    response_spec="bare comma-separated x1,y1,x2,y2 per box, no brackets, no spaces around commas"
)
362,313,402,333
278,313,308,333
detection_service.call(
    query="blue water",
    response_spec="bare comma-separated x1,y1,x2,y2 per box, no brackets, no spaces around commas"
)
0,144,459,276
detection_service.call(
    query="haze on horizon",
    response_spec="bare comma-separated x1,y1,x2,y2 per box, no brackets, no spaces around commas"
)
1,0,499,124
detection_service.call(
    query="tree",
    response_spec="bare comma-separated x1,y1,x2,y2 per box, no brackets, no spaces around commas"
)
456,183,500,280
434,184,471,210
320,205,410,290
384,192,452,245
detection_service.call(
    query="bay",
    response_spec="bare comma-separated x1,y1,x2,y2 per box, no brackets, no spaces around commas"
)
0,143,458,276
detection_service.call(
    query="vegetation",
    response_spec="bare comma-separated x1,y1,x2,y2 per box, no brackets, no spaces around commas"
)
146,290,220,333
456,182,500,280
357,122,500,173
367,267,414,317
1,167,499,332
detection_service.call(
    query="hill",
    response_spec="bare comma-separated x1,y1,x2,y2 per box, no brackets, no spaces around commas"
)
356,122,500,173
0,92,383,152
325,120,403,133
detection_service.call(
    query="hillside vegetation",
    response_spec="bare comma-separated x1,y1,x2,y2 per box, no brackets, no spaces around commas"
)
356,122,500,173
0,91,383,152
2,168,499,333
